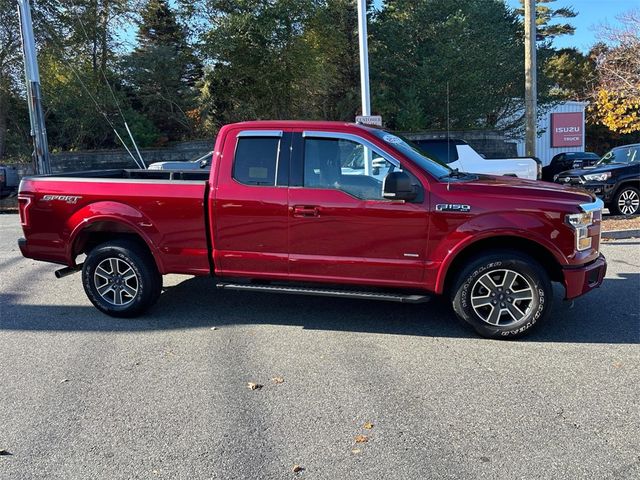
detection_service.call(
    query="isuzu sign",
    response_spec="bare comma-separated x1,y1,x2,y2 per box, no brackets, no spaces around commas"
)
551,112,583,147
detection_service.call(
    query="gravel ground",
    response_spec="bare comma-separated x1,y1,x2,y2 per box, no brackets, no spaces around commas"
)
602,215,640,232
0,214,639,480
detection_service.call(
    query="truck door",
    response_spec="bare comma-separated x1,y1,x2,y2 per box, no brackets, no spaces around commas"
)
288,131,429,287
212,129,291,278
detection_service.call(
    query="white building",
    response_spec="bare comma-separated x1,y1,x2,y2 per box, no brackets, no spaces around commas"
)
513,101,588,166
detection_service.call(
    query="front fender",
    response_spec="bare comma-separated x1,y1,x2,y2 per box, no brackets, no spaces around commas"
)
432,211,569,294
65,201,164,272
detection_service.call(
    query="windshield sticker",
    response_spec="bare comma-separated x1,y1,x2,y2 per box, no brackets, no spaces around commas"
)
383,134,402,145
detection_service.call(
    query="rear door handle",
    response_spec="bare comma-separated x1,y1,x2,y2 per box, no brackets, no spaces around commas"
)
292,205,320,217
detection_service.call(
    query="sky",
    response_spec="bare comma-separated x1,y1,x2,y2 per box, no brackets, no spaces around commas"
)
506,0,639,52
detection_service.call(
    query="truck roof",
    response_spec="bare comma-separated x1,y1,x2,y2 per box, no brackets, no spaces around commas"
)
224,120,380,132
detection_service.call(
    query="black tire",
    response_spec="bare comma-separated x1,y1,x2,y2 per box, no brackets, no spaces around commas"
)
82,239,162,318
451,250,552,339
612,186,640,216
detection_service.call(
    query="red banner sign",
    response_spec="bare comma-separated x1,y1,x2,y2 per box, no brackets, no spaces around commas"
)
551,112,583,147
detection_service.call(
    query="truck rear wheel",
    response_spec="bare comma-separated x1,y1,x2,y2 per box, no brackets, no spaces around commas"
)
451,251,551,339
82,239,162,318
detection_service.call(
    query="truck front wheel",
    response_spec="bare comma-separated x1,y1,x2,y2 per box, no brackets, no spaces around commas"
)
82,239,162,318
451,251,551,339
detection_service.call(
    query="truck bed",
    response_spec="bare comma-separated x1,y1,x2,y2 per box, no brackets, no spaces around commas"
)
34,168,210,182
18,169,211,275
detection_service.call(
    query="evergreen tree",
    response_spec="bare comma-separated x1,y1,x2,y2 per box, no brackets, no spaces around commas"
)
197,0,317,130
516,0,577,41
371,0,534,132
123,0,202,142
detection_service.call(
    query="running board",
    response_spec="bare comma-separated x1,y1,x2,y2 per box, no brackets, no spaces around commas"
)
216,283,430,304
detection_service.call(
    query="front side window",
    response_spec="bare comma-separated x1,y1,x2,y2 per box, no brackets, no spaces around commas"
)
304,137,418,201
598,146,639,165
233,137,280,186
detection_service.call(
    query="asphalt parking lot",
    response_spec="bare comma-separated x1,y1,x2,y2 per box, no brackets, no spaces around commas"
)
1,214,638,480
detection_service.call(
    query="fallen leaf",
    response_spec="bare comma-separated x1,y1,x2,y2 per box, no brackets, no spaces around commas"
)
292,464,304,473
271,377,284,384
613,362,623,368
0,449,11,456
363,422,374,430
247,382,263,390
351,448,362,454
354,434,369,443
480,456,490,463
210,327,218,331
59,378,68,384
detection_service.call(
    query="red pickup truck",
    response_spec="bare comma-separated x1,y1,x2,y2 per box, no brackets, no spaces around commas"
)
18,121,607,339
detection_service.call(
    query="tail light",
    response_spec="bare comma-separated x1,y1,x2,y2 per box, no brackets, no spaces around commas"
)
18,195,32,227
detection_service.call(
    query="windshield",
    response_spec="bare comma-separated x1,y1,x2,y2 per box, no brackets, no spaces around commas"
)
598,145,639,165
370,130,452,178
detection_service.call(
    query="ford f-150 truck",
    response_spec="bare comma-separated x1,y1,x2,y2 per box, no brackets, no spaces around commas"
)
18,121,607,339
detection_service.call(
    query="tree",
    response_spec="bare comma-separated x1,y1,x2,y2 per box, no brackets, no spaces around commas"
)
122,0,202,142
591,10,640,134
0,0,62,160
0,1,23,159
371,0,533,132
515,0,577,41
196,0,318,131
544,48,595,100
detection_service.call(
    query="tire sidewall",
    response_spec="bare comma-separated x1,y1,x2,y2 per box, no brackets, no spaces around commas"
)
613,186,640,216
82,242,157,317
453,255,550,339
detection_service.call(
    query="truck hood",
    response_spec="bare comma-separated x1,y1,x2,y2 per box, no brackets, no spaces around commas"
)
449,174,594,204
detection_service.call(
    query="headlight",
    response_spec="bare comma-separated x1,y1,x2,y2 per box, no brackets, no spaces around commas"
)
566,211,594,251
583,172,611,182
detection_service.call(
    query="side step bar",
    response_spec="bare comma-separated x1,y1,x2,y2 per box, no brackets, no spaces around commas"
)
216,283,430,304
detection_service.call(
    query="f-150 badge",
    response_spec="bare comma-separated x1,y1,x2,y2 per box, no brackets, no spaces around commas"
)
42,195,82,204
436,204,471,213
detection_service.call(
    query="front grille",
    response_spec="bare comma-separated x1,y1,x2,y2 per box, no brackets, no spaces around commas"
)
556,175,583,185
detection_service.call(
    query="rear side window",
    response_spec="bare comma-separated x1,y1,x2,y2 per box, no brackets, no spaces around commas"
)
233,137,280,186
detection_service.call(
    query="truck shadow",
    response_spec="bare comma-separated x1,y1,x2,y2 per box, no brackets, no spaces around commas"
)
1,274,638,344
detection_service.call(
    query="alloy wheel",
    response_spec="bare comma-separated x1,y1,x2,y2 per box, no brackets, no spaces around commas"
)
618,189,640,216
93,257,139,306
470,269,534,326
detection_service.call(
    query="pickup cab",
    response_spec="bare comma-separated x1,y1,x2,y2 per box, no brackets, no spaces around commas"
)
18,121,607,339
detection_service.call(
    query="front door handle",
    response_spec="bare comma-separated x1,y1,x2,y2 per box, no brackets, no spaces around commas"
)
292,205,320,217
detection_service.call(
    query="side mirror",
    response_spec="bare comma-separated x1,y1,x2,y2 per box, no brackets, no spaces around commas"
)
199,159,209,169
383,171,417,201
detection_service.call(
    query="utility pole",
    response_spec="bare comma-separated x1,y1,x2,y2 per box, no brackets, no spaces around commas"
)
524,0,537,157
357,0,371,117
18,0,51,175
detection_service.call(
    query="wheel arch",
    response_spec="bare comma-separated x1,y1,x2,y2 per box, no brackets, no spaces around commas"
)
68,216,164,274
613,179,640,197
439,235,564,296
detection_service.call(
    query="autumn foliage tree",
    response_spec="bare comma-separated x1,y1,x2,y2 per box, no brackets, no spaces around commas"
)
591,10,640,134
